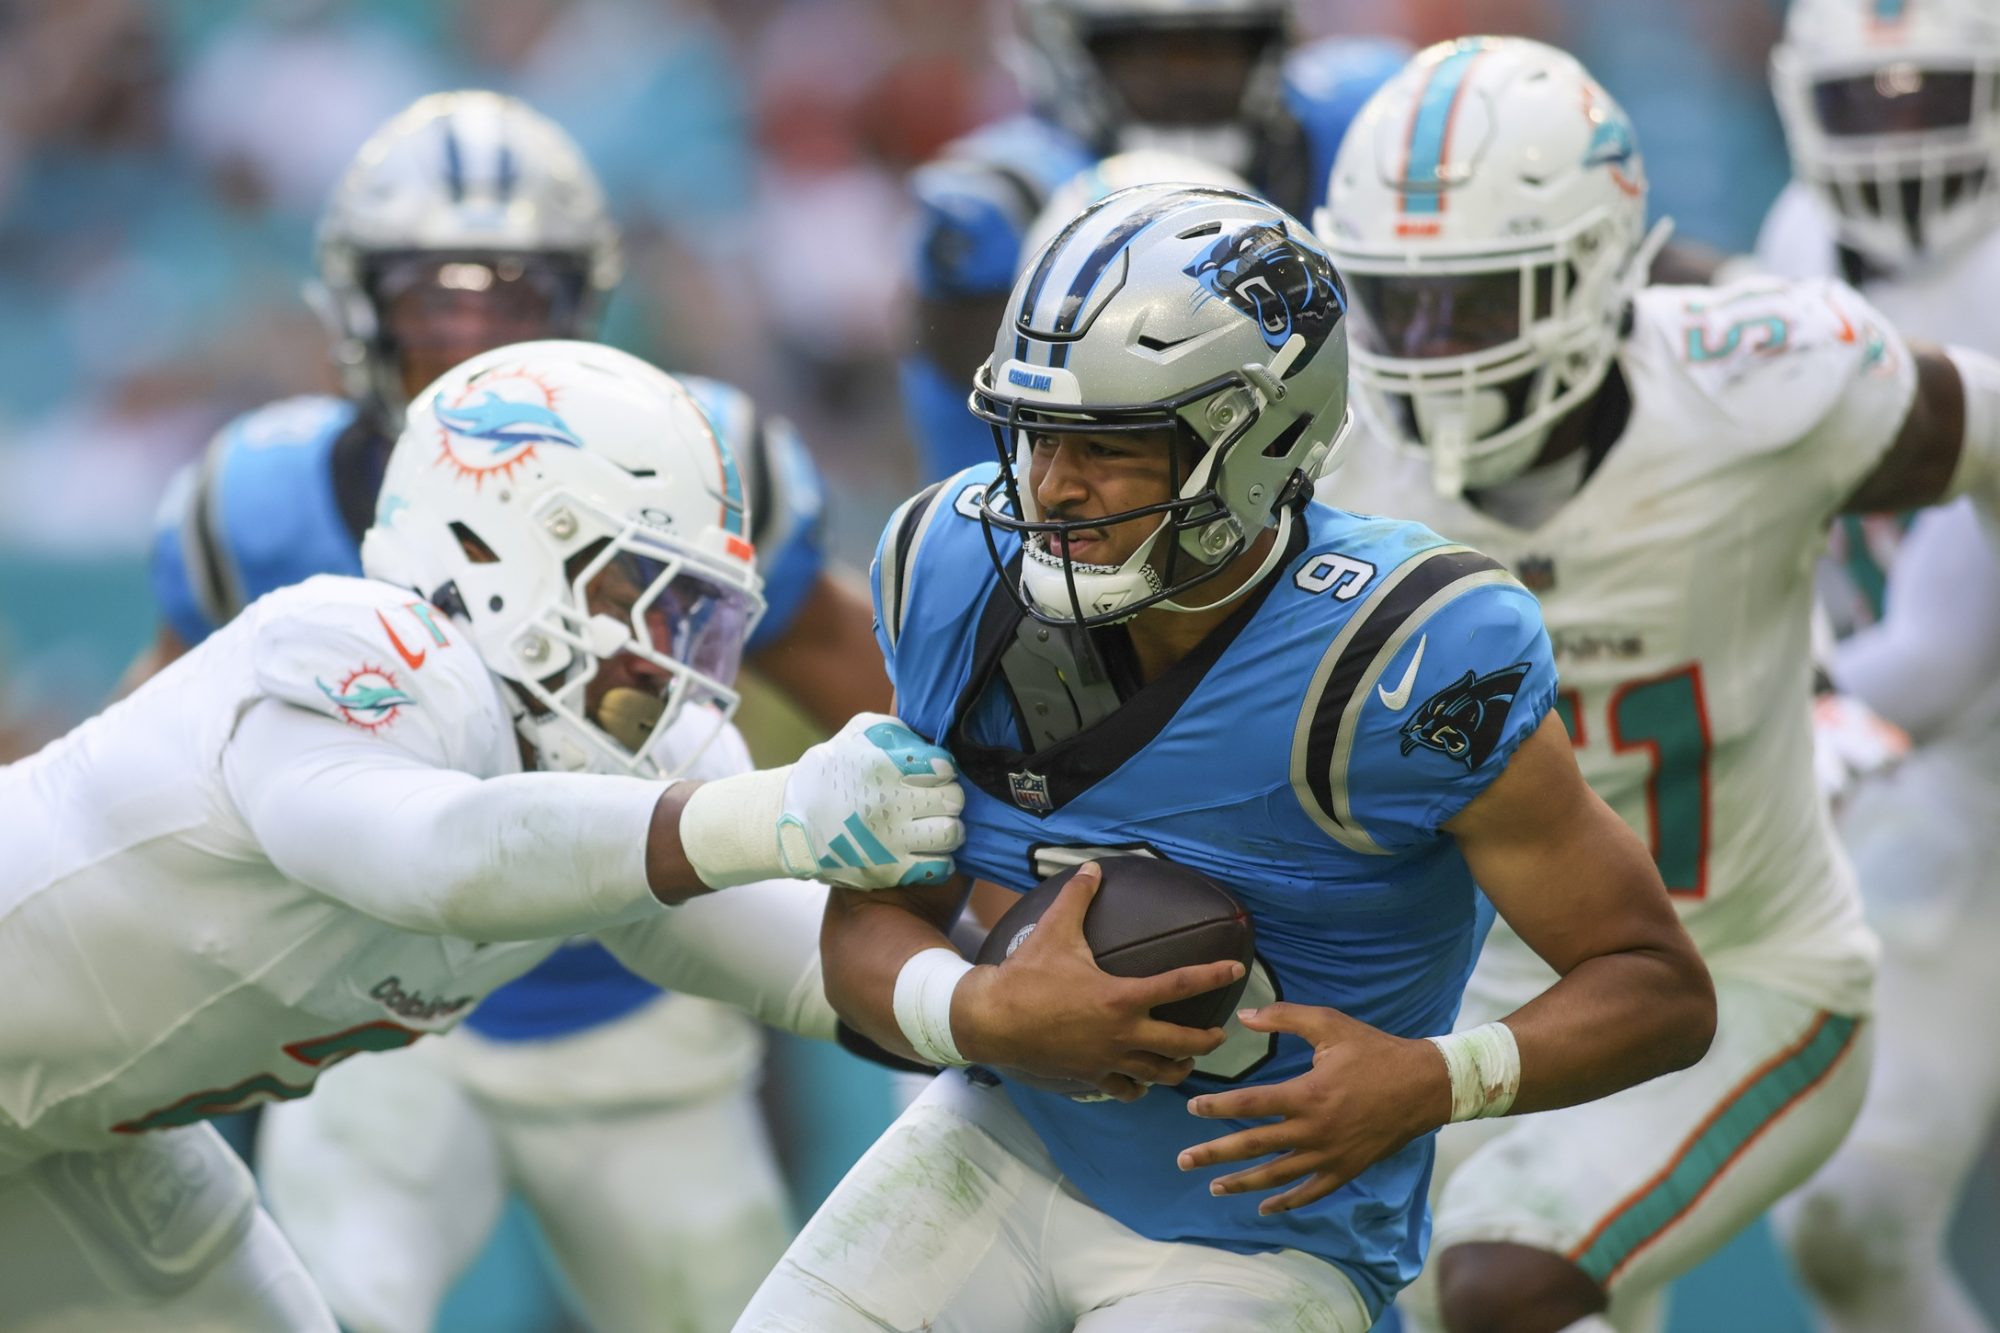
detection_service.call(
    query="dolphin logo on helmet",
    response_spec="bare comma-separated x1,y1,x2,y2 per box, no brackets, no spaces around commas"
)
436,391,585,452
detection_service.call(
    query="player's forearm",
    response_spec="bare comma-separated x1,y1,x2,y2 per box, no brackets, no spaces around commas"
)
1494,940,1715,1116
598,875,839,1040
821,882,969,1063
230,701,666,940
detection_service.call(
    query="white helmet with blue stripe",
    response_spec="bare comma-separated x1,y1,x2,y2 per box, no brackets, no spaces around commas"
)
1772,0,2000,269
1316,37,1664,495
313,91,621,427
361,341,762,778
973,182,1352,627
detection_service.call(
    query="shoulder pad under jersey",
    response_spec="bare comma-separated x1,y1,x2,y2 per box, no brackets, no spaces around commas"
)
151,395,365,645
1627,277,1916,465
1754,182,1842,284
910,115,1097,300
1287,522,1556,854
248,575,513,775
1281,36,1413,206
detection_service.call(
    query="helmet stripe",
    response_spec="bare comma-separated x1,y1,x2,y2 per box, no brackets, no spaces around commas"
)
496,141,518,202
1399,45,1486,223
441,122,466,203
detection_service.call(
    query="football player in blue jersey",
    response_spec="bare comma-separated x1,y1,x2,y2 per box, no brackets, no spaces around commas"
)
901,0,1410,481
136,92,889,1333
734,185,1716,1332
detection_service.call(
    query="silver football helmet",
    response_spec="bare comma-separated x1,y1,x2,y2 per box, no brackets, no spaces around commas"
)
311,91,622,427
1012,0,1294,170
972,183,1351,626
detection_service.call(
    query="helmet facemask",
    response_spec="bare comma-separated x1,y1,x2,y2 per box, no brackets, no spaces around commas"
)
1333,205,1667,496
507,513,763,779
1773,43,2000,269
1014,1,1293,161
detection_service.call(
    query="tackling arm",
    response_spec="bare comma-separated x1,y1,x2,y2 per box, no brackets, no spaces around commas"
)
1446,712,1717,1112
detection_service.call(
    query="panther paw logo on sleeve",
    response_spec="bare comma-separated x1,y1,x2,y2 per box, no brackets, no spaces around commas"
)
316,664,416,732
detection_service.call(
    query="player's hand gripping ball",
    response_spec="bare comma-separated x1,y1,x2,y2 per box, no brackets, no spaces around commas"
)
975,855,1256,1096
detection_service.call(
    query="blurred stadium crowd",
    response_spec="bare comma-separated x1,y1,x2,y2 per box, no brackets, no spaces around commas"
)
0,0,1787,751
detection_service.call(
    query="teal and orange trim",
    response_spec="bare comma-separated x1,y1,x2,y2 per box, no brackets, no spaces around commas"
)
1398,41,1490,238
1567,1010,1863,1286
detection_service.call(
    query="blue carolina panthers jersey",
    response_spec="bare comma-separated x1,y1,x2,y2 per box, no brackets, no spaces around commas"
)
871,466,1555,1315
902,36,1410,481
148,380,830,1044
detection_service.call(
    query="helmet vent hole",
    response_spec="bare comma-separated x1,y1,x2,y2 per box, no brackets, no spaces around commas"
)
451,522,500,564
489,595,505,613
1262,414,1311,459
1176,221,1223,240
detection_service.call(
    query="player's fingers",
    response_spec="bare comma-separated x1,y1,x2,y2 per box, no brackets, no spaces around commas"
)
1185,1083,1287,1120
1036,862,1102,940
1208,1150,1317,1199
1176,1122,1294,1171
1090,1071,1150,1103
1116,1053,1196,1086
1127,958,1245,1009
1127,1019,1227,1060
1256,1169,1349,1217
903,815,964,854
1235,1001,1342,1041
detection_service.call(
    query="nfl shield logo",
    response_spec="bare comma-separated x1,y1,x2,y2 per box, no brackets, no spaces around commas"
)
1008,770,1052,814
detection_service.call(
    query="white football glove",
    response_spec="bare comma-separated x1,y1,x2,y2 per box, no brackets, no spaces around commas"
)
1812,693,1911,810
679,713,965,891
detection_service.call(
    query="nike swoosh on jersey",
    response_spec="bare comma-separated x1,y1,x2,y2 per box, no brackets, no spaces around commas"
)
1377,634,1427,711
377,611,426,670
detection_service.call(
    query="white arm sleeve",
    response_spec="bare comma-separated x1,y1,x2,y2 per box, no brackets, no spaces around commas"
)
1832,499,2000,739
597,876,838,1041
224,697,666,940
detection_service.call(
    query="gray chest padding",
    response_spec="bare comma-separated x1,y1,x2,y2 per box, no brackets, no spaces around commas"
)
998,617,1128,751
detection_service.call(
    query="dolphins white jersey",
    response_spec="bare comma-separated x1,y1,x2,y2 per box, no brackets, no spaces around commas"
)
0,575,822,1170
1326,277,1916,1016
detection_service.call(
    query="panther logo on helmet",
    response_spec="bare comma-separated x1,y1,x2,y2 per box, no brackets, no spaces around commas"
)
1184,222,1346,356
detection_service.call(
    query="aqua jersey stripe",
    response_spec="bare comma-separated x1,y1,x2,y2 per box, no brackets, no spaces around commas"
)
1570,1013,1860,1284
1402,47,1484,216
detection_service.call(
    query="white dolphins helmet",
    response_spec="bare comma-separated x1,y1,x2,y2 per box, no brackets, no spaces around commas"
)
360,341,763,778
1316,37,1667,495
973,183,1352,627
313,91,621,427
1020,150,1254,267
1772,0,2000,270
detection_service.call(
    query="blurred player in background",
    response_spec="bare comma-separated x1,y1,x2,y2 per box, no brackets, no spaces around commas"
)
136,92,886,1333
738,182,1717,1332
900,0,1408,479
1758,3,2000,1329
1318,34,2000,1333
0,340,964,1331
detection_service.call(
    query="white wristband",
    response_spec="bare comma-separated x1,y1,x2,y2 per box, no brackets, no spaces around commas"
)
678,766,813,889
1427,1021,1521,1123
893,948,974,1068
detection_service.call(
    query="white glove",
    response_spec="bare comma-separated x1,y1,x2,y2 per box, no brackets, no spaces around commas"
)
1812,693,1911,810
679,713,965,891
